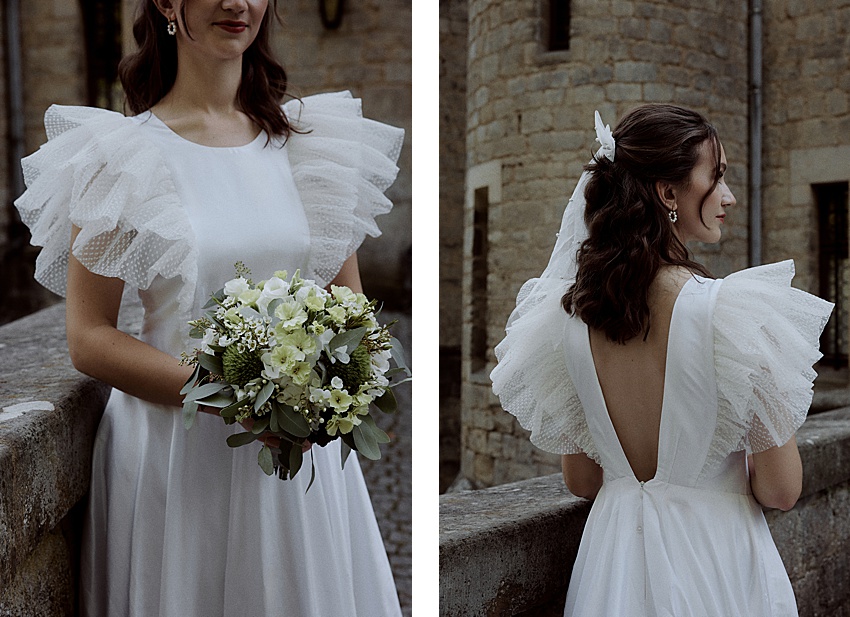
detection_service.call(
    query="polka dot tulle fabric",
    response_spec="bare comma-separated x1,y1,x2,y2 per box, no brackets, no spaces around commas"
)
16,92,404,310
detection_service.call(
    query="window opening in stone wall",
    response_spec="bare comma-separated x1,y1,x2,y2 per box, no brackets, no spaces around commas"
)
80,0,123,109
815,181,849,368
470,187,489,373
548,0,571,51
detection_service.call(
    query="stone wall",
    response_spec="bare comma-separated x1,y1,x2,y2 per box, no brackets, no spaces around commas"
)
440,406,850,616
761,1,850,294
0,0,85,325
458,0,750,487
274,0,412,308
440,0,468,491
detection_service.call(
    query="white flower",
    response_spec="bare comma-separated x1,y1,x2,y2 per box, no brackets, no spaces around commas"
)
372,349,391,373
331,376,344,390
224,277,250,298
331,285,357,304
200,327,218,354
256,276,291,314
274,301,308,330
331,346,350,364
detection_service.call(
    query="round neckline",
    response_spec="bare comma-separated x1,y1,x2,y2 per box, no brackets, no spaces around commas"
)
142,110,265,150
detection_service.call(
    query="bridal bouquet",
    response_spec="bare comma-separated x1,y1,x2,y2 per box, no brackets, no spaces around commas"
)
180,263,410,488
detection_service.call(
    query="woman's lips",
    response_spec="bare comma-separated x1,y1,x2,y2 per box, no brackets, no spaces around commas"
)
215,21,247,33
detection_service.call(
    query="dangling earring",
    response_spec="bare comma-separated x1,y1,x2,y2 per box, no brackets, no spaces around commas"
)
167,19,177,35
668,209,678,223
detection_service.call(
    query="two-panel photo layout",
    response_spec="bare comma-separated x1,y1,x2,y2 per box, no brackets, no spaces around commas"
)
0,1,848,616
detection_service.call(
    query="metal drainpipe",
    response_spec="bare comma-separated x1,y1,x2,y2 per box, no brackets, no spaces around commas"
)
5,0,25,232
749,0,763,267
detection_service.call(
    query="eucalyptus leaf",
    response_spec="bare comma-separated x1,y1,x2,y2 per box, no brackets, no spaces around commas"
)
305,450,317,493
269,405,281,433
267,298,283,316
289,444,304,478
219,399,246,419
340,432,356,451
360,414,391,443
340,441,352,469
180,364,201,395
258,445,274,476
329,326,368,355
254,381,275,412
352,424,381,460
189,324,206,339
209,315,228,332
373,388,398,414
272,402,311,438
238,305,262,321
183,381,227,402
182,400,198,430
389,337,411,376
197,391,235,408
203,288,225,309
226,431,258,447
385,367,407,378
198,352,224,376
250,415,270,434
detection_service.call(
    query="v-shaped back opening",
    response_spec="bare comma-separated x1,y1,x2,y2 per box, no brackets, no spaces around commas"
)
584,276,695,483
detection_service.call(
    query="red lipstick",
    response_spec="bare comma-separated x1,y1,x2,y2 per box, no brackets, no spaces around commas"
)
214,20,248,33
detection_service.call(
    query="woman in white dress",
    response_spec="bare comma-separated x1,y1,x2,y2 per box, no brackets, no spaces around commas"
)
491,105,833,616
15,1,404,615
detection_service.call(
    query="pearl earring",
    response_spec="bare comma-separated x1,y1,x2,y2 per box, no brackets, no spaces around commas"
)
167,19,177,35
668,209,678,223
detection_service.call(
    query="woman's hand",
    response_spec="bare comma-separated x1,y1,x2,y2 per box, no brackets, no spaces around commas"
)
236,415,312,453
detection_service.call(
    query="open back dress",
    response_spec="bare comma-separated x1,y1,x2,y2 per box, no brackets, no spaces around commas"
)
16,91,404,617
492,262,833,616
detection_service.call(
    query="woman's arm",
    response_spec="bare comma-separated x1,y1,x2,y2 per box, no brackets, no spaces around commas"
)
561,453,603,500
748,436,802,511
329,252,362,293
66,225,194,407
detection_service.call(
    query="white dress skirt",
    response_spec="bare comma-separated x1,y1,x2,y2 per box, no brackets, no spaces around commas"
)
492,261,833,616
15,92,405,616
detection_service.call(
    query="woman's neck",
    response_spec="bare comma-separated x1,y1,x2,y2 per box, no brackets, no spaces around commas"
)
159,48,243,117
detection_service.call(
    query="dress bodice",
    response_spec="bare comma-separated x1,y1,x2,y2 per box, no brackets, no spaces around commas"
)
129,113,312,355
563,275,747,490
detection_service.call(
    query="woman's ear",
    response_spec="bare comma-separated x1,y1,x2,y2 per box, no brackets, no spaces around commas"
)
654,180,677,208
152,0,176,19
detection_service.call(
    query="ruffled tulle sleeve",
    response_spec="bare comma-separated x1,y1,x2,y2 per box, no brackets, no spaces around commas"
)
490,276,598,461
711,260,833,462
283,91,404,287
14,105,197,311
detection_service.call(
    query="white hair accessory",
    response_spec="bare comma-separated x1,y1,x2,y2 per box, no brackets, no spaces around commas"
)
594,110,615,162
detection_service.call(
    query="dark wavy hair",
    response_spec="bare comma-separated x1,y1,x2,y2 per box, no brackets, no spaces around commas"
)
561,104,722,344
119,0,293,140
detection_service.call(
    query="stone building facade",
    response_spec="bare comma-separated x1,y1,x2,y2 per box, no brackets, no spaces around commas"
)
442,0,850,488
1,0,411,324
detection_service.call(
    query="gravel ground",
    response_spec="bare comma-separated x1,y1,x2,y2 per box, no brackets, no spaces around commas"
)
360,310,412,616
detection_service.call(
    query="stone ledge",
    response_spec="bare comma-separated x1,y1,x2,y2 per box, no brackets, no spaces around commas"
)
439,407,850,616
0,302,139,593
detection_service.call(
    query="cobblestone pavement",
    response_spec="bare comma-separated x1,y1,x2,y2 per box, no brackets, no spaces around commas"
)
360,311,412,616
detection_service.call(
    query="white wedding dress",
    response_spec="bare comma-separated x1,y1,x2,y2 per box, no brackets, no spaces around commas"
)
492,261,833,616
16,92,404,616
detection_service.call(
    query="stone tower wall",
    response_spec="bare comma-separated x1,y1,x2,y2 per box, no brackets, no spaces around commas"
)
460,0,749,487
761,2,850,294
